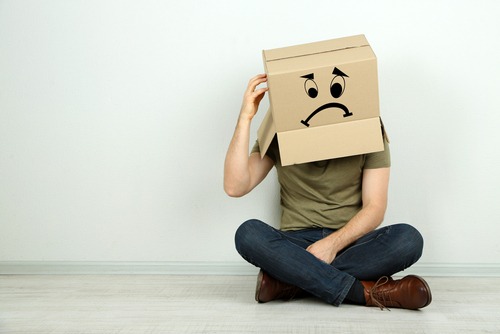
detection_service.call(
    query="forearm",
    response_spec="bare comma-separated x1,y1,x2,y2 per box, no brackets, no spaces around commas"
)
327,203,386,253
224,117,252,196
224,74,269,197
305,204,385,264
328,167,390,253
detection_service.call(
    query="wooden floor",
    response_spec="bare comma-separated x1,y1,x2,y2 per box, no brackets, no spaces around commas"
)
1,275,499,333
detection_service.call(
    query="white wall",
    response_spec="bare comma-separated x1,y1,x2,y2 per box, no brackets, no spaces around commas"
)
1,0,499,268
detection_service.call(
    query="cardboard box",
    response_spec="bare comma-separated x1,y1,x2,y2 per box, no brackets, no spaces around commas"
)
257,34,384,166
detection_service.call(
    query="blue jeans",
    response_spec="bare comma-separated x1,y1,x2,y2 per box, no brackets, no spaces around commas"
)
234,220,423,306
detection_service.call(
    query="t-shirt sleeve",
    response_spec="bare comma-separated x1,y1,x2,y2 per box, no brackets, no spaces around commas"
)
250,140,260,155
250,137,278,163
364,138,391,169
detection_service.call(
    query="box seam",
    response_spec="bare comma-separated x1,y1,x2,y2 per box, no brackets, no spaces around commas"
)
265,44,370,63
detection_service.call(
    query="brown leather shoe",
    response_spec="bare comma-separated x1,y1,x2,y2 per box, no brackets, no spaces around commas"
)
361,275,432,310
255,270,304,303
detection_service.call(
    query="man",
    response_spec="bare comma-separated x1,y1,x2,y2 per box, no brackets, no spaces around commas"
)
224,74,431,310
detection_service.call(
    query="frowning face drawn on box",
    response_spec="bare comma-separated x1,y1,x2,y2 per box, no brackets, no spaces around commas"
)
300,67,353,127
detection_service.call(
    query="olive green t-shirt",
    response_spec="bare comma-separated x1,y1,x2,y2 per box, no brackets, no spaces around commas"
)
251,136,391,231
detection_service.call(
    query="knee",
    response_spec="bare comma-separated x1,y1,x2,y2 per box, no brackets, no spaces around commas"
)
234,219,266,256
392,223,424,263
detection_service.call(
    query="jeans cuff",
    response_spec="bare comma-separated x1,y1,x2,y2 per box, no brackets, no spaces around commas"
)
334,275,356,307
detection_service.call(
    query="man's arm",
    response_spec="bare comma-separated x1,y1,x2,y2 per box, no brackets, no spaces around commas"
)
224,74,274,197
306,167,390,263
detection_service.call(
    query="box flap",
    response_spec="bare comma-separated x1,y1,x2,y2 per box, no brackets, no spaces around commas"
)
263,35,368,62
277,117,383,166
256,108,276,159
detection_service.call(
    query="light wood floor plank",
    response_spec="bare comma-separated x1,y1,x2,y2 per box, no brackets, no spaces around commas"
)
1,275,499,333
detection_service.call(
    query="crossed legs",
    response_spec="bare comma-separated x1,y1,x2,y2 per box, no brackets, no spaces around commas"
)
235,219,425,307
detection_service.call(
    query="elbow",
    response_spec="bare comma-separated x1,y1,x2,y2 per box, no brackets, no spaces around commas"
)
376,212,386,226
225,190,244,198
224,186,241,198
223,171,252,197
375,207,387,226
363,202,387,227
223,182,246,198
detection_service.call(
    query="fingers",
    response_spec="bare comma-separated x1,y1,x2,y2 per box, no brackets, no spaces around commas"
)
252,87,269,98
239,74,268,120
249,73,267,83
245,74,268,104
247,74,267,93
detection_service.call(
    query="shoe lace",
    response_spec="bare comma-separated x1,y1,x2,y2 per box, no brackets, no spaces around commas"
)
369,276,392,311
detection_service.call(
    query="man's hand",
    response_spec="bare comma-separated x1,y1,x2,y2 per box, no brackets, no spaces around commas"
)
239,74,268,121
306,236,339,264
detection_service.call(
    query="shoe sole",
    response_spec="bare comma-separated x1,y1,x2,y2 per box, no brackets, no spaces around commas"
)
255,270,264,303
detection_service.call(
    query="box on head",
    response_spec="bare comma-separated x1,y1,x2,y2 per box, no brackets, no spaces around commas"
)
257,34,386,166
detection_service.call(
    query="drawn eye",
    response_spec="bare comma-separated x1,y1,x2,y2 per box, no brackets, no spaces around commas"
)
304,79,318,98
330,75,346,98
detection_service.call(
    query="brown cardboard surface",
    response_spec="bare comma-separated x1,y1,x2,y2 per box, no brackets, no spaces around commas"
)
267,54,378,132
277,118,384,166
257,34,382,166
263,35,369,62
256,109,275,160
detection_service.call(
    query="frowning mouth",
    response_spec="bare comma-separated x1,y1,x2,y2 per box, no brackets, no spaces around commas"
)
300,103,353,127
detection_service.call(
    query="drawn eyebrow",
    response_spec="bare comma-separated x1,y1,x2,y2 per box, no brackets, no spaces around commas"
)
332,67,348,77
301,73,315,80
